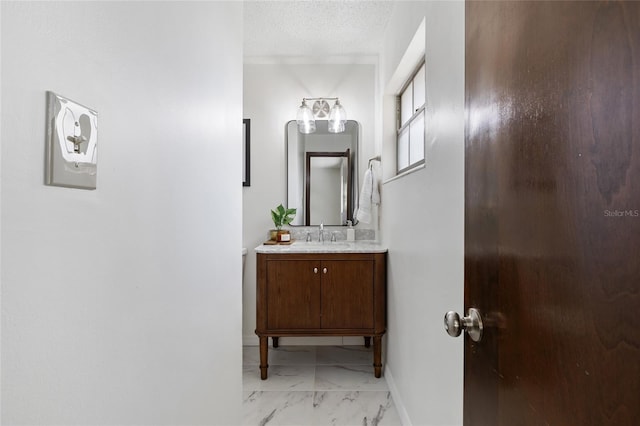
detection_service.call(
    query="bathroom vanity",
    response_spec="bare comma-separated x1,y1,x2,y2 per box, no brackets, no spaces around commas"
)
255,241,387,379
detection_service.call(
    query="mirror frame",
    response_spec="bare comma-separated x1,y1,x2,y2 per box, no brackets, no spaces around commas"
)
305,149,352,226
286,120,360,226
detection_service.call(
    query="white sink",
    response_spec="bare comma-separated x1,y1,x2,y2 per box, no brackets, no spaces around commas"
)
293,241,351,250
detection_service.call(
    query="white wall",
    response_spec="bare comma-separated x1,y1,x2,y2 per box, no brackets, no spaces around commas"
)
379,2,465,425
242,62,376,344
1,2,243,424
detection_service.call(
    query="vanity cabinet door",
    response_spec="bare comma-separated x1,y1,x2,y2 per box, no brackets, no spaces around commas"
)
266,260,321,330
320,260,374,329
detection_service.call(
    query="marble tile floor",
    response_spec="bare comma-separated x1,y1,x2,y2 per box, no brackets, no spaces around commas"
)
243,345,402,426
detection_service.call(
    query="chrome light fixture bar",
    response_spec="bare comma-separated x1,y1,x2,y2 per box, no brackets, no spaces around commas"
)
296,97,347,134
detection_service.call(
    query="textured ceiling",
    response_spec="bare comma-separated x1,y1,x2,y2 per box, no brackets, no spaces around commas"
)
243,0,396,58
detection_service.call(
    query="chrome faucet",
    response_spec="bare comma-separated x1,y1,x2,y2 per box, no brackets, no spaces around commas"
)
318,223,324,243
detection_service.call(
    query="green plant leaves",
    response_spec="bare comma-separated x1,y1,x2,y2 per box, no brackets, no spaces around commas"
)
271,204,297,229
271,209,281,229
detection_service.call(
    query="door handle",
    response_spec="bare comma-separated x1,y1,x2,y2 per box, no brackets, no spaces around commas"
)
444,308,483,342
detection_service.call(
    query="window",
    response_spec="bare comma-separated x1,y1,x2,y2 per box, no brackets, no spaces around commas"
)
396,61,426,174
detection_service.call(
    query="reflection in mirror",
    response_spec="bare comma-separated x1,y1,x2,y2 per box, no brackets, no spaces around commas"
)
306,150,351,226
287,120,359,226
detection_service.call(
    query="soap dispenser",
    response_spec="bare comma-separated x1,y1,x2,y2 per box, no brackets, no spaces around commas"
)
346,220,355,241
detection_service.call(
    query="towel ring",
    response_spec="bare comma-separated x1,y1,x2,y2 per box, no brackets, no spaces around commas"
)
368,155,381,169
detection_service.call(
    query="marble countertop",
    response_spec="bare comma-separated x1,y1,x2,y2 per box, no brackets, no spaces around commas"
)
255,240,387,254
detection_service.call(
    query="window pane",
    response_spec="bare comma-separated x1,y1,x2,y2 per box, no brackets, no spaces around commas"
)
413,63,426,110
397,128,409,171
400,82,413,127
409,112,425,165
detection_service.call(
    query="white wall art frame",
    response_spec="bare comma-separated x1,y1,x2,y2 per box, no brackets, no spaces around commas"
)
45,91,98,189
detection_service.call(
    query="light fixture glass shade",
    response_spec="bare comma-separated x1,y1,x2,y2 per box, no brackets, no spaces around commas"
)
297,100,316,134
328,100,347,133
328,120,345,133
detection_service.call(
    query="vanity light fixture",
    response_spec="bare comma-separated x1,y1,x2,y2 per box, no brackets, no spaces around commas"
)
296,97,347,134
328,99,347,133
296,99,316,134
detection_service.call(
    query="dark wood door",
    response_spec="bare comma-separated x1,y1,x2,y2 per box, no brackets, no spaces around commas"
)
465,1,640,425
320,260,374,329
266,260,321,329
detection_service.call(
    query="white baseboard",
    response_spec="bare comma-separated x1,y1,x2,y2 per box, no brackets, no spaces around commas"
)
384,363,412,426
243,334,258,346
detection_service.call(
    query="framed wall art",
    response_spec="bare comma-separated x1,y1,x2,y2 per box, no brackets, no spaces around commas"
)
243,118,250,187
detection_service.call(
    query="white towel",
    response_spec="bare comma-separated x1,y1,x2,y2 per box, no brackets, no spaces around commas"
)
355,167,380,224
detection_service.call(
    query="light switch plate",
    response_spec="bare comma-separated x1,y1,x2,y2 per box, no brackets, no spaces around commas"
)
45,91,98,190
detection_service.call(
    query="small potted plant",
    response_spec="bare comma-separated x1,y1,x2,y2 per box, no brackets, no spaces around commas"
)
271,204,297,242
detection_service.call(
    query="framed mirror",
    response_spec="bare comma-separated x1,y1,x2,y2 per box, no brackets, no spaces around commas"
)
306,150,351,225
286,120,359,226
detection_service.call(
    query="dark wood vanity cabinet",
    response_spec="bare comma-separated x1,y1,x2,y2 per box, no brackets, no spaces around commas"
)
256,252,386,379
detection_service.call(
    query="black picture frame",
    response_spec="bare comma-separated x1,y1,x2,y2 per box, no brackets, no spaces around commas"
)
243,119,250,187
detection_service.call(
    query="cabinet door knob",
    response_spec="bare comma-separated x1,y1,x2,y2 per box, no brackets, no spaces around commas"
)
323,267,328,274
314,267,318,274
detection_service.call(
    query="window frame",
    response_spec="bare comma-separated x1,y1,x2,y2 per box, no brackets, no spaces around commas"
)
396,60,426,175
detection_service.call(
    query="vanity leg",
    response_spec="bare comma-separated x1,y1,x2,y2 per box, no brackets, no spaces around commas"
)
373,336,382,378
259,336,269,380
272,337,279,348
364,336,371,348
